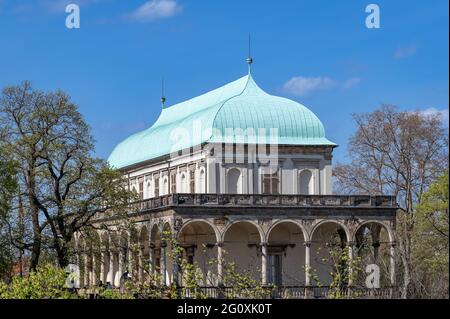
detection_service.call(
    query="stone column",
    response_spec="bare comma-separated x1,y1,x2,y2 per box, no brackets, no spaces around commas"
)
348,241,355,286
100,251,105,284
304,241,311,286
138,247,144,283
149,243,155,284
127,245,132,275
92,253,97,286
172,244,180,288
390,242,396,286
160,242,167,286
261,242,268,286
217,242,224,286
75,251,81,289
107,251,114,286
83,252,89,288
118,248,124,282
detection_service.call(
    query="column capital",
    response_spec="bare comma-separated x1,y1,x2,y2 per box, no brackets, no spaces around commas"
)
303,241,312,247
389,241,397,248
347,241,356,247
260,242,268,247
216,242,224,248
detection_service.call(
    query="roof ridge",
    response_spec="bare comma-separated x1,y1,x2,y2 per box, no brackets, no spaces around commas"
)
208,74,253,141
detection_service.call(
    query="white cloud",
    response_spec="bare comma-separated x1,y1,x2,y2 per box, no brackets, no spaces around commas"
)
283,76,335,96
342,77,361,89
394,44,417,59
283,76,361,96
127,0,181,22
418,107,449,123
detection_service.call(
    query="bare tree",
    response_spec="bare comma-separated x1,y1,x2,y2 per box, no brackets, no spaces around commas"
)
334,105,448,298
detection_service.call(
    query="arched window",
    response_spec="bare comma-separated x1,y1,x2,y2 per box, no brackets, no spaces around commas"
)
299,169,313,195
147,181,151,198
189,170,195,193
180,173,187,193
162,177,168,195
227,168,241,194
199,168,205,193
154,177,160,197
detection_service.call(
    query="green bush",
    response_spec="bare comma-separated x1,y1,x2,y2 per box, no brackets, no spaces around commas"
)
0,264,78,299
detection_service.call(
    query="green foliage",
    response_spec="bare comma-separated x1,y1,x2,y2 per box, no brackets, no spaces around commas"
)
412,171,449,298
0,150,18,281
0,264,78,299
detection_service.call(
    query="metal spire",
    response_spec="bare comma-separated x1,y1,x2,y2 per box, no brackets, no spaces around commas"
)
160,77,166,108
246,33,253,73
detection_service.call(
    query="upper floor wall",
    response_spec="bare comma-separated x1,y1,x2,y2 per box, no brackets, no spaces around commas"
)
124,144,334,199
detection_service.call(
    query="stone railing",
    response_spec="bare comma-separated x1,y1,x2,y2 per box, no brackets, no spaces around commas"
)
179,285,398,299
130,193,397,213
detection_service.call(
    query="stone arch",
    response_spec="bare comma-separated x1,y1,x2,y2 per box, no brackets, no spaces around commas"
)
178,219,220,244
150,223,161,244
266,220,307,285
221,219,264,243
266,220,308,243
310,220,350,286
222,220,263,281
353,220,395,287
310,220,351,243
177,220,219,286
353,220,394,243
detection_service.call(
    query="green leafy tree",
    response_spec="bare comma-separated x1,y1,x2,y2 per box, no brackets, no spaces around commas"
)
412,171,449,298
0,81,135,270
0,149,18,281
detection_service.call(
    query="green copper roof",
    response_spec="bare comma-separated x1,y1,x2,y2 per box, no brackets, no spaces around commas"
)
108,73,336,169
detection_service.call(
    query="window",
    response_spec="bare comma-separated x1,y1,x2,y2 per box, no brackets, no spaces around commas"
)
154,176,160,197
162,177,168,195
299,170,313,195
170,171,177,194
268,254,282,285
138,177,144,200
189,170,195,193
180,174,186,193
262,171,279,194
227,168,241,194
199,169,205,193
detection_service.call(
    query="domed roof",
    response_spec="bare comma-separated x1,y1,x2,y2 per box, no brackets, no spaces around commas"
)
108,73,336,169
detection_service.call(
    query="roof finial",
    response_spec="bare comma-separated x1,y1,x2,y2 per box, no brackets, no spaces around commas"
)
160,77,166,108
246,33,253,73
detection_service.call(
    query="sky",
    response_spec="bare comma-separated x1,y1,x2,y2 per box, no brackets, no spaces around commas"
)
0,0,448,164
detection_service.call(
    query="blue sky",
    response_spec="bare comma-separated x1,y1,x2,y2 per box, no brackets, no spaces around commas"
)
0,0,448,163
